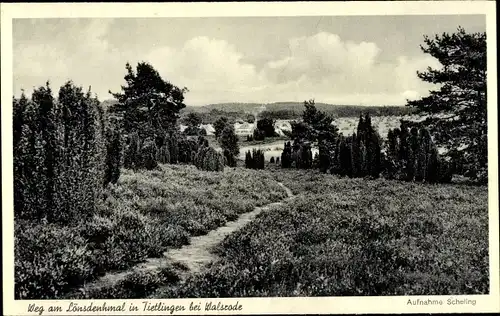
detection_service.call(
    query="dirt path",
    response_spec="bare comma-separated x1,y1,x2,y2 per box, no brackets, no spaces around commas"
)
67,182,294,298
165,182,294,275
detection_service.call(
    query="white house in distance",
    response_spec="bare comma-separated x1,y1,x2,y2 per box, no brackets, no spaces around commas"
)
179,102,294,137
234,122,255,135
180,120,292,137
200,124,215,136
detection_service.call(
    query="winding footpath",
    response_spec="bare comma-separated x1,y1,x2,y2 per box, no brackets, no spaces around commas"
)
68,182,294,298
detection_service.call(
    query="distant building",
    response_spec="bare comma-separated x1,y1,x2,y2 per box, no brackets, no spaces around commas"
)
234,122,256,135
200,124,215,135
275,120,292,131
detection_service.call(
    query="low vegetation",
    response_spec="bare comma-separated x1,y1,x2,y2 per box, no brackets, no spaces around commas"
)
159,169,488,297
13,27,489,300
14,164,287,299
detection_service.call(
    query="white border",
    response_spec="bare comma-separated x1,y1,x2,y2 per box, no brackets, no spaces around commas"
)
2,2,498,315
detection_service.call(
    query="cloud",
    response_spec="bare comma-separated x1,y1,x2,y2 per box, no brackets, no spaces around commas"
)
147,36,265,90
263,32,382,84
142,32,441,106
13,25,441,106
13,19,117,98
260,32,441,105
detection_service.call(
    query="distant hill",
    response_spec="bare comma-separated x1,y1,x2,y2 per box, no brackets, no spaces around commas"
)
102,99,416,124
100,99,119,111
184,102,415,119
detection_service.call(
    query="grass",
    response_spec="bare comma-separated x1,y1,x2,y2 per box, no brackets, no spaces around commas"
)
15,164,288,299
156,168,489,297
15,162,489,299
239,136,289,146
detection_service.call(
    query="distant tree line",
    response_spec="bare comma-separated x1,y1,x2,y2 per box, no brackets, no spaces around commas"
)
280,101,453,183
260,105,416,121
281,141,314,169
181,103,416,125
180,108,255,125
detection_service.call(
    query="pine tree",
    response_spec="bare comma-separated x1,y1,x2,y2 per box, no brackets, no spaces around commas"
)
109,62,188,138
407,27,486,183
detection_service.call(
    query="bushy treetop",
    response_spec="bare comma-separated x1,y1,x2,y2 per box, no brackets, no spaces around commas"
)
109,62,188,136
407,27,487,182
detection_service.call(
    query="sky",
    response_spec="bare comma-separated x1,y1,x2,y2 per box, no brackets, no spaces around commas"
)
13,15,485,106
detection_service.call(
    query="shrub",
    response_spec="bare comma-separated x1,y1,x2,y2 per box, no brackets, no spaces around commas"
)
253,129,266,141
157,145,171,164
256,118,277,138
245,149,265,170
13,81,106,224
140,140,159,170
178,137,198,164
195,146,225,171
245,151,252,169
104,126,122,186
384,126,451,183
280,142,292,168
296,142,313,169
223,149,237,167
81,266,181,299
219,124,239,167
124,131,141,169
167,134,179,164
15,222,93,299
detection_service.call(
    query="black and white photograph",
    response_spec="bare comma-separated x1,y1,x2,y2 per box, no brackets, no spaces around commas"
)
2,1,499,315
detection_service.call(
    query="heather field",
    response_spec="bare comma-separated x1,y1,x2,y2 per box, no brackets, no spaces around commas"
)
153,168,489,298
15,164,288,299
79,166,490,299
11,18,492,309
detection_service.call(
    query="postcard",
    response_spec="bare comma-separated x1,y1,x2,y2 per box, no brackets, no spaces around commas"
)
2,1,498,315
